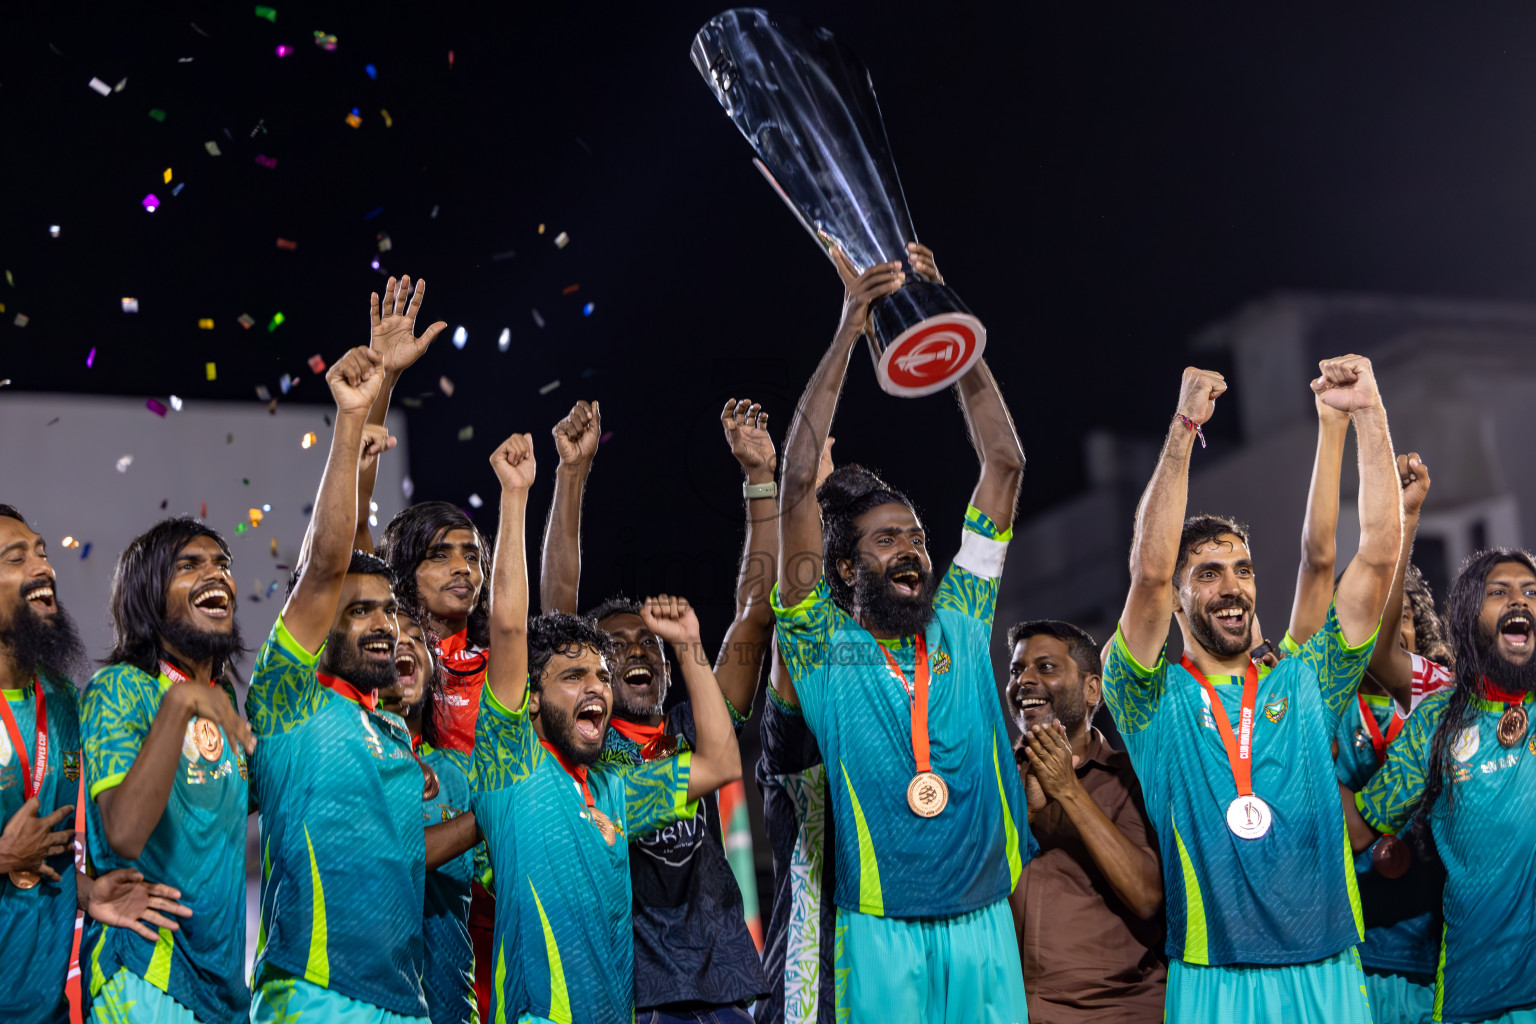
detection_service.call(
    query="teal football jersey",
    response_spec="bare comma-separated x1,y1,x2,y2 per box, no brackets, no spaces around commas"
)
246,618,428,1018
772,507,1027,919
1358,687,1536,1021
420,743,477,1024
0,675,81,1024
82,663,249,1023
1103,604,1374,965
471,684,696,1024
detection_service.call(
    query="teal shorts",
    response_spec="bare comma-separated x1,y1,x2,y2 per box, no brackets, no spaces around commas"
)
833,898,1027,1023
1166,947,1371,1023
1443,1003,1536,1023
251,971,424,1024
90,969,197,1024
1363,968,1435,1024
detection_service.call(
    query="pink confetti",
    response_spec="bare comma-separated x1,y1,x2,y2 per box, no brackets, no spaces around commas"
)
146,399,168,417
142,193,159,212
255,155,277,169
448,49,455,68
307,354,325,374
275,44,292,57
599,431,613,445
85,347,96,368
276,238,297,250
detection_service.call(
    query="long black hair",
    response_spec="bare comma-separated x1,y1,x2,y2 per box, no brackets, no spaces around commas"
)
1422,547,1536,814
815,465,916,613
1404,563,1451,666
105,517,244,678
379,502,490,647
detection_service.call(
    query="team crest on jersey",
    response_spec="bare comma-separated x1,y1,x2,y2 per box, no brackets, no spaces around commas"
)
931,650,952,676
62,751,80,782
1263,698,1288,723
1451,726,1480,763
1528,736,1536,758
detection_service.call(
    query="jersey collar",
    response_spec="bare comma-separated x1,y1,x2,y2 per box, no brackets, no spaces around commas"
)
318,672,378,711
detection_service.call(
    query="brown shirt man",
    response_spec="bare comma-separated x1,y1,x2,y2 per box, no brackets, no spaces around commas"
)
1014,727,1166,1023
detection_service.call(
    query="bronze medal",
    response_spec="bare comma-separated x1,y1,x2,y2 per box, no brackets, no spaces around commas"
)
8,870,39,890
906,770,948,817
420,761,440,801
589,806,619,846
1498,705,1529,748
193,717,225,762
642,734,679,761
1370,834,1411,879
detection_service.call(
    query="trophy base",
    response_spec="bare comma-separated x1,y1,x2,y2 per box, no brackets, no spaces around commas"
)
868,280,986,397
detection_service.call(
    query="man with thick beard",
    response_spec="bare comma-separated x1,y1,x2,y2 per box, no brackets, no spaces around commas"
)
245,345,430,1022
1349,549,1536,1024
772,244,1029,1022
83,517,256,1023
1106,358,1401,1022
1,506,192,1024
470,431,743,1024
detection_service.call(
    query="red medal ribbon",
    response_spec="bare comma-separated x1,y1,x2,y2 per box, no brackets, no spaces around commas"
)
158,659,218,688
1357,694,1406,765
1181,654,1259,798
317,673,378,711
0,677,48,800
539,738,595,811
609,717,675,760
879,635,933,775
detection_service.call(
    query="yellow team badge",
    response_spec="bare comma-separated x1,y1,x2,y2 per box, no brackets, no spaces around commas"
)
931,650,952,676
1263,698,1288,723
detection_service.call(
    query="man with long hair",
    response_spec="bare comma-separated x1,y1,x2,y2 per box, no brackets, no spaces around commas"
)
83,516,256,1022
1351,548,1536,1023
0,505,187,1024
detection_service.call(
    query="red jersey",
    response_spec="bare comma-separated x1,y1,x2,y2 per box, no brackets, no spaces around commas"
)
434,629,488,752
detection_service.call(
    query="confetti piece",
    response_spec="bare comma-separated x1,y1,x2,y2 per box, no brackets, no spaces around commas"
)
0,380,8,387
402,477,414,499
48,225,59,238
61,536,78,549
314,31,338,50
491,248,517,261
452,326,467,349
400,396,421,408
381,109,392,127
582,302,595,316
280,373,292,394
430,204,440,218
307,354,325,373
345,112,362,128
121,297,139,312
235,523,248,535
148,109,167,122
255,6,276,22
439,376,455,397
498,328,510,351
275,44,292,57
531,309,545,328
250,119,267,137
365,64,377,79
538,224,546,234
255,385,272,401
142,193,159,212
467,493,484,509
172,182,185,196
115,454,133,473
554,231,569,249
146,399,167,417
448,49,455,68
268,400,278,415
249,508,264,527
300,431,317,449
84,346,94,365
198,318,214,329
268,312,285,332
80,543,91,560
47,417,60,426
4,271,10,287
170,395,183,411
255,155,277,169
114,79,127,93
561,283,580,295
457,425,473,441
538,379,561,395
599,431,613,444
376,233,391,251
206,362,217,381
238,313,254,329
88,78,110,96
205,141,222,156
163,168,173,184
266,580,280,596
14,314,29,328
270,537,279,556
276,237,297,250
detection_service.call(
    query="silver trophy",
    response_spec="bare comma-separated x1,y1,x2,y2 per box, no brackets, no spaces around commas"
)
691,9,986,398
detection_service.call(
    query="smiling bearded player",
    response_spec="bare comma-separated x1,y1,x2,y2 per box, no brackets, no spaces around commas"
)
1347,549,1536,1024
245,344,432,1023
83,517,258,1023
1106,357,1402,1022
771,243,1030,1022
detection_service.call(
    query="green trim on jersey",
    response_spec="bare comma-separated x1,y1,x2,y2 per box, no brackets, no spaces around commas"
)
1173,821,1208,965
992,738,1022,887
529,881,570,1023
840,762,882,915
145,928,175,990
303,825,330,987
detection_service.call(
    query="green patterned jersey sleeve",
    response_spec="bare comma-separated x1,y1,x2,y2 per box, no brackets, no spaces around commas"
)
1296,603,1378,724
771,578,840,684
1102,624,1168,737
471,682,537,792
245,616,325,737
934,505,1011,628
1357,688,1444,834
622,751,698,836
82,665,149,800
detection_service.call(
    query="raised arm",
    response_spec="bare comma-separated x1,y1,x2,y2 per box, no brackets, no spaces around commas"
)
642,596,741,800
1288,396,1350,645
713,399,778,716
1316,355,1402,648
282,347,388,654
1119,368,1227,667
777,249,905,609
486,433,536,713
1366,453,1431,710
539,401,600,615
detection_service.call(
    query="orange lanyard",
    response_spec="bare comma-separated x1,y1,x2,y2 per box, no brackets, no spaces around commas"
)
0,678,47,800
879,635,932,775
1182,654,1259,797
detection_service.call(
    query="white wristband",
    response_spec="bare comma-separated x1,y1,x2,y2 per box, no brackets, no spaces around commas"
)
743,481,778,500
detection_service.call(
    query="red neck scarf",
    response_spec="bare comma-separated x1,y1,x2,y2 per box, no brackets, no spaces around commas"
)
1481,675,1529,704
609,717,665,747
318,672,378,711
538,738,594,809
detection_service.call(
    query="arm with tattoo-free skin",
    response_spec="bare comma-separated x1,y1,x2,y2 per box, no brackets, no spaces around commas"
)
1288,395,1351,645
642,596,742,801
766,437,836,708
78,869,193,941
1119,368,1227,670
539,401,600,615
1316,355,1403,648
0,797,73,877
713,399,779,717
486,433,535,715
1364,453,1431,710
425,809,483,872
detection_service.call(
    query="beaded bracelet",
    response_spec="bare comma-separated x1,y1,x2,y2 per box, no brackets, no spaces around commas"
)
1177,413,1207,449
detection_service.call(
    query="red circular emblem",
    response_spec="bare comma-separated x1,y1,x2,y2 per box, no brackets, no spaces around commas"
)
877,315,986,397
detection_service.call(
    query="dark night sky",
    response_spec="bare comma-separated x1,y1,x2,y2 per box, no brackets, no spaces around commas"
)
6,1,1536,646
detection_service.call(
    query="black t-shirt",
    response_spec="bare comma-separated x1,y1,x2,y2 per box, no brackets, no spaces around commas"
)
603,701,768,1009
